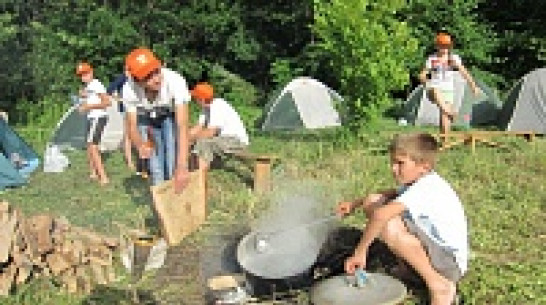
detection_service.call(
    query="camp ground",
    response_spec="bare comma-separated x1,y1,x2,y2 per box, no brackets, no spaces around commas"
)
1,2,545,305
403,73,502,128
0,118,40,190
261,77,343,131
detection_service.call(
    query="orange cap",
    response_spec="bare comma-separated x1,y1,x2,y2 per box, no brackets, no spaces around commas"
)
435,33,452,47
191,82,214,102
76,62,92,75
125,48,162,81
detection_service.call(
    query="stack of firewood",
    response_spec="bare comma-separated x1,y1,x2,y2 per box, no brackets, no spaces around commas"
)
0,201,120,295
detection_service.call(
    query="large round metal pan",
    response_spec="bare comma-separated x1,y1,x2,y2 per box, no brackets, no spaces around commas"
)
236,225,324,280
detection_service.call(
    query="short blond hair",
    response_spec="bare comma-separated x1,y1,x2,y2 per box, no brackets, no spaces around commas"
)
388,133,439,166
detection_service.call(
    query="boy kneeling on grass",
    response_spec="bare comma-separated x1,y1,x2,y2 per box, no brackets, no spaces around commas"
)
189,82,249,178
336,133,468,305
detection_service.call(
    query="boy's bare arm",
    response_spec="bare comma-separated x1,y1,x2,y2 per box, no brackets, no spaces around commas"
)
353,201,405,257
81,93,112,110
419,68,429,85
191,126,220,140
457,64,480,95
337,189,398,216
127,112,144,147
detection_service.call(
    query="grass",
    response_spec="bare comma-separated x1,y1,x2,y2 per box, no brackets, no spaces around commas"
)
1,122,545,304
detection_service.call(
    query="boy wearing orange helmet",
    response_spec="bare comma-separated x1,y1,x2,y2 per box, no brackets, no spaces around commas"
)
189,82,249,175
419,32,480,134
122,48,191,192
76,62,111,185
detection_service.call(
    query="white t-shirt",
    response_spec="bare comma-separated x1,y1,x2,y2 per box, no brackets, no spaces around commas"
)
396,171,469,274
84,79,107,118
122,68,191,112
198,98,249,145
425,53,462,91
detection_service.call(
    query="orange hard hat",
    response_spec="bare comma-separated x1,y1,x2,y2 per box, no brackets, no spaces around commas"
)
191,82,214,102
76,62,92,75
125,48,161,81
435,33,452,46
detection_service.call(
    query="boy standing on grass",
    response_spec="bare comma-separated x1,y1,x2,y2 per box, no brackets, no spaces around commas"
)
189,82,249,178
336,133,468,305
419,32,480,134
76,62,111,186
122,47,191,192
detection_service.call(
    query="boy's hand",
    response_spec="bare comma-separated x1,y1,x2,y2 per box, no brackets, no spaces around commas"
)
345,249,367,275
78,104,88,113
472,86,483,97
173,168,190,193
137,143,153,159
336,201,355,217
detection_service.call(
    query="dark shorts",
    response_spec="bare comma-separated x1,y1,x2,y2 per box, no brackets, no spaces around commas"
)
86,116,108,145
403,218,463,282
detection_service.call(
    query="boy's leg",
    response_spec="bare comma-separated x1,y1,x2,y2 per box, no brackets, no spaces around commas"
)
87,116,109,185
428,88,455,135
379,217,457,305
89,144,109,185
87,145,98,179
85,118,98,179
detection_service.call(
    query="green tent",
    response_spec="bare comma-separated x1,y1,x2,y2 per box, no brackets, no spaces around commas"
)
403,73,502,127
261,77,343,131
0,118,40,190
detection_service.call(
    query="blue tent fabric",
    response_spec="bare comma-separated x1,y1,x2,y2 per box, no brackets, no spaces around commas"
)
0,118,40,189
0,153,26,189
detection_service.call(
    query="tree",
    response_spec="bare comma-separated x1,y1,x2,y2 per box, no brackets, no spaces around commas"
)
312,0,418,126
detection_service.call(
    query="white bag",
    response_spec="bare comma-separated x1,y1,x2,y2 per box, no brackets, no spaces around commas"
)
43,144,70,173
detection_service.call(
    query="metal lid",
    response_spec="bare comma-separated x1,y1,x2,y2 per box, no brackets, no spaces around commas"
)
310,273,407,305
236,226,323,279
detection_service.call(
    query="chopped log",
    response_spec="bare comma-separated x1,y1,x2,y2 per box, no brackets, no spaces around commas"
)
27,215,54,255
0,264,17,295
0,211,17,263
46,253,71,276
75,266,92,294
0,201,9,223
15,263,32,285
61,273,78,294
90,264,106,285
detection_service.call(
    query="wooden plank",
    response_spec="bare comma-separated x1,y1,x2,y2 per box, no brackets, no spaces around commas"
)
254,160,273,193
151,170,206,246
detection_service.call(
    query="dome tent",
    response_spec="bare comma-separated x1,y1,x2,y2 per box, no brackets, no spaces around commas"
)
497,68,546,134
261,77,343,131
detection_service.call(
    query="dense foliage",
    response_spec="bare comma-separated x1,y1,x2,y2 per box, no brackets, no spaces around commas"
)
0,0,544,127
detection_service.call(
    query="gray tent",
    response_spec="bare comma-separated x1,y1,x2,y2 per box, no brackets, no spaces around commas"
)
261,77,342,131
404,73,502,127
50,100,124,151
497,68,546,134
